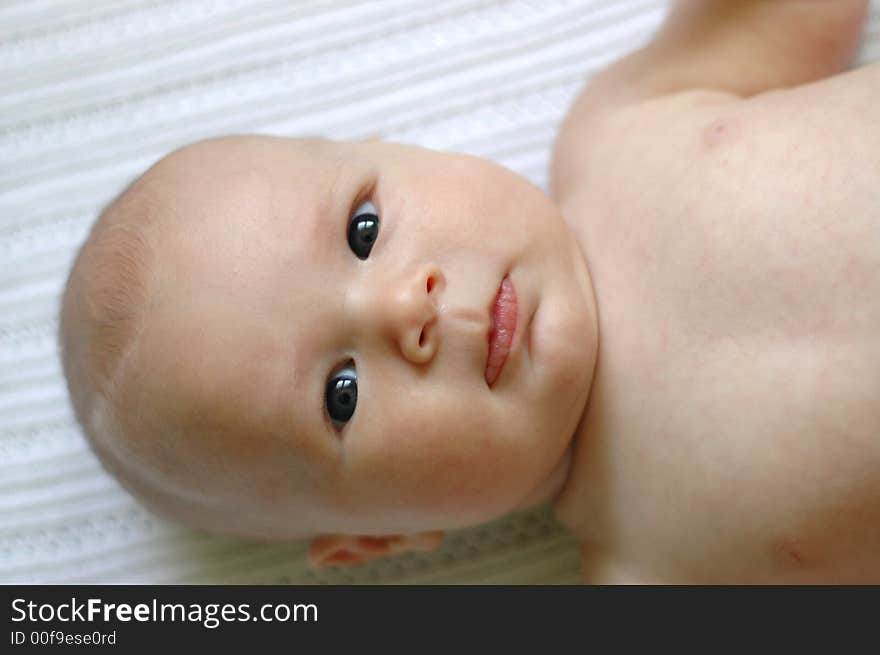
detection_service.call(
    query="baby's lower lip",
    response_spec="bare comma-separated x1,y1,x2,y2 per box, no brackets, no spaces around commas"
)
485,275,517,387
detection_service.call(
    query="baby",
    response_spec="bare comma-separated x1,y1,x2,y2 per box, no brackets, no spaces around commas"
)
59,0,879,583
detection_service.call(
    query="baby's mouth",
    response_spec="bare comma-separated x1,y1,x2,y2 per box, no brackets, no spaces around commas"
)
485,274,517,387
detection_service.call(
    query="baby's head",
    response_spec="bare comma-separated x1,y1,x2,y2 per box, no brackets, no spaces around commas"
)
59,135,598,565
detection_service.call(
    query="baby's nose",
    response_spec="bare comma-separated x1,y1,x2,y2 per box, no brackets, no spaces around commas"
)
373,264,445,364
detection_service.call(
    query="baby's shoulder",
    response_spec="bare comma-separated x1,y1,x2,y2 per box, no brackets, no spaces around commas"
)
550,88,737,205
552,62,880,208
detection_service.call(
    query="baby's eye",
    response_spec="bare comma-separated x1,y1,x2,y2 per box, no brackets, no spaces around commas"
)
348,200,379,260
326,363,357,429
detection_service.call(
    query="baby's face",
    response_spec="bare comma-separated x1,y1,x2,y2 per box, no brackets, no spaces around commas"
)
123,135,598,538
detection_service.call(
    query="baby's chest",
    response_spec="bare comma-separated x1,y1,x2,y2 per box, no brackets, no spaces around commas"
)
577,103,878,343
565,211,880,581
558,116,880,583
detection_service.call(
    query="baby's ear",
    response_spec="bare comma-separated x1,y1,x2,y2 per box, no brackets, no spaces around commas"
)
307,532,443,568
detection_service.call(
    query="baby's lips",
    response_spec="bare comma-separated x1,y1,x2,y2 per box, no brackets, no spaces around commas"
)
485,275,517,386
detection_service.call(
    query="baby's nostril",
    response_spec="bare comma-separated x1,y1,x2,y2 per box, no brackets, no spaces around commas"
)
419,328,426,347
426,275,435,293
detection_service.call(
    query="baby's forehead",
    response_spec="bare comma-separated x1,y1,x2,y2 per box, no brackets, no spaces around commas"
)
144,137,369,236
127,284,338,481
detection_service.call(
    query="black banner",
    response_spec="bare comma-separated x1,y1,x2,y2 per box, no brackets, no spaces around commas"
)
2,585,877,649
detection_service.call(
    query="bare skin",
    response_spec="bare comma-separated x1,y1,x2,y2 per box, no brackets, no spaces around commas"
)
551,0,880,583
79,136,598,565
65,0,879,580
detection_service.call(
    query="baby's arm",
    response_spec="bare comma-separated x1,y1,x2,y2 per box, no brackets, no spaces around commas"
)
630,0,862,94
583,0,866,108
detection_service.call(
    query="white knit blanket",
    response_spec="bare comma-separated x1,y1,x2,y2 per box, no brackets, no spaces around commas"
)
2,0,878,584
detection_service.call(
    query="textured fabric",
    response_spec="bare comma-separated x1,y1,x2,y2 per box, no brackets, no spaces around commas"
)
2,0,878,584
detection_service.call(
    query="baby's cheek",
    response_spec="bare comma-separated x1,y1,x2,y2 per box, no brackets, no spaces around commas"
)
370,415,489,485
